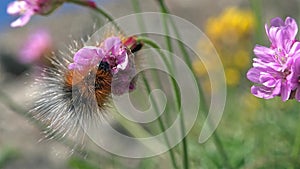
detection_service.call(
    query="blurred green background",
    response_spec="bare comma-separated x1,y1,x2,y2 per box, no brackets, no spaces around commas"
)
1,0,300,168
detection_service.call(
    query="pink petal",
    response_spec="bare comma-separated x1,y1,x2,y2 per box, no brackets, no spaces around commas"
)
289,42,300,56
68,46,103,71
10,11,34,27
104,37,122,54
285,17,298,40
116,53,129,70
270,17,284,27
293,56,300,74
7,1,27,15
295,89,300,101
253,45,275,61
280,81,291,101
251,86,275,99
246,68,261,83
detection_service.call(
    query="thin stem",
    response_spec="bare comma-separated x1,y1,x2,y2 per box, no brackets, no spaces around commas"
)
155,1,232,168
156,2,190,169
131,0,147,33
136,37,173,71
292,120,300,158
141,76,179,169
131,3,179,168
137,36,179,169
157,1,192,168
67,0,121,31
138,36,194,169
249,0,264,44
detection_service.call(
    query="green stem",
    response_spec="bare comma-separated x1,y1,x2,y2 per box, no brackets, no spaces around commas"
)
136,37,173,72
141,76,179,169
249,0,264,44
131,0,147,34
137,36,194,169
132,3,179,168
155,1,232,168
137,36,179,169
291,121,300,158
156,2,189,169
67,0,121,31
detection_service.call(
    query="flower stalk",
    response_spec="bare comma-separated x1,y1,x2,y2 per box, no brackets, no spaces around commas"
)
67,0,121,31
155,0,233,168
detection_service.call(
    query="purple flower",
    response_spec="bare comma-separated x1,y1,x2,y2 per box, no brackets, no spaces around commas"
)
68,46,104,75
19,29,53,64
247,17,300,101
266,17,298,48
7,0,63,27
290,56,300,101
68,36,137,95
100,37,129,74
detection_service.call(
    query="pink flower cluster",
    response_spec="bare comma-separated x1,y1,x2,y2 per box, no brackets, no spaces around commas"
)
247,17,300,101
68,36,136,95
7,0,98,27
7,0,63,27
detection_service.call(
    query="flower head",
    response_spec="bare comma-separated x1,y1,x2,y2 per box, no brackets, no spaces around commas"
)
68,36,136,95
266,17,298,48
247,17,300,101
30,33,143,142
19,29,53,64
7,0,64,27
100,37,129,74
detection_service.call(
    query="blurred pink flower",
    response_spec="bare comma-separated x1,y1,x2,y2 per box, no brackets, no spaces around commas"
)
19,29,53,64
7,0,63,27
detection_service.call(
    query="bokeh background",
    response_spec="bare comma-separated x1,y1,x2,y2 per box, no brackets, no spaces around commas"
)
1,0,300,168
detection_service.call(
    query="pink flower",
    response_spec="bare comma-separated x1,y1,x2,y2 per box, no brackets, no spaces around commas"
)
68,46,103,75
247,17,300,101
266,17,298,49
19,29,53,64
100,37,129,74
290,56,300,101
7,0,63,27
68,36,137,95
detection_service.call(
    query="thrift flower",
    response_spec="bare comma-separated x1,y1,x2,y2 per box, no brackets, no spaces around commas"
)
68,36,137,95
247,17,300,101
7,0,98,27
68,46,103,75
19,29,53,64
31,33,143,142
7,0,64,27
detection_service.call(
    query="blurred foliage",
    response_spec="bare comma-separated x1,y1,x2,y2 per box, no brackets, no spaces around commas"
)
0,147,20,168
68,156,100,169
1,1,300,169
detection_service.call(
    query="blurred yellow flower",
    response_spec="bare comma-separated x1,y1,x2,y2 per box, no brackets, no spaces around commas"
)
225,68,240,86
194,7,255,87
233,50,250,69
205,7,255,43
